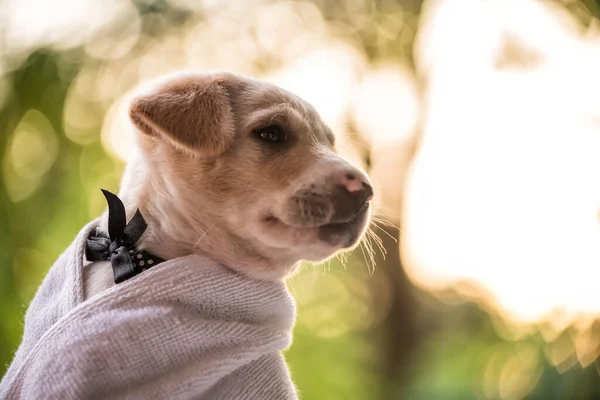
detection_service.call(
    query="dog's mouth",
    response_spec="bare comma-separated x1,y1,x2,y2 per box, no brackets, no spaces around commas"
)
263,202,370,248
318,202,369,230
317,202,370,247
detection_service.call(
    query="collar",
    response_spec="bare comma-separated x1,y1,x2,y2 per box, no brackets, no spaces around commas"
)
85,189,164,283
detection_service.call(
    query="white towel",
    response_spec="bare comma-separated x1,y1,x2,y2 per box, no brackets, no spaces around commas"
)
1,221,298,399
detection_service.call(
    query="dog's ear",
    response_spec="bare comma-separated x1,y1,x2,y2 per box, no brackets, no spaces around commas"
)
129,74,236,157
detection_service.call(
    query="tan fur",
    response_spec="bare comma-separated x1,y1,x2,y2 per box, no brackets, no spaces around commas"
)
84,71,372,299
129,74,236,157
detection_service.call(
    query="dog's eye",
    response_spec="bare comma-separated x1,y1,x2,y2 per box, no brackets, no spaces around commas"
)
256,126,285,143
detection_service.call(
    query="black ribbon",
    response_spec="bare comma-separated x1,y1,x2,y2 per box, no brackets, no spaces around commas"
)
86,189,163,283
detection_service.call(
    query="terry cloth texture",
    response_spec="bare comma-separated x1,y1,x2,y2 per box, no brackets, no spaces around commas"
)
0,221,298,400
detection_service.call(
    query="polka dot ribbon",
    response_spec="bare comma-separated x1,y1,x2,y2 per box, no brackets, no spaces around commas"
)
85,189,164,284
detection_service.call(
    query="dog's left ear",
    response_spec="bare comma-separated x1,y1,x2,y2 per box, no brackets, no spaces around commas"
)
129,73,237,157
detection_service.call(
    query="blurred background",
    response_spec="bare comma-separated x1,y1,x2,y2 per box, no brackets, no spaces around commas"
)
1,0,600,398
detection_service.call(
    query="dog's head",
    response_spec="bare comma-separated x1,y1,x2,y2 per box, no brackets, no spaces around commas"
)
126,72,372,280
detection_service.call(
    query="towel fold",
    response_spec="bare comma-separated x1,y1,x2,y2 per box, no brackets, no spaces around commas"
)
1,221,298,399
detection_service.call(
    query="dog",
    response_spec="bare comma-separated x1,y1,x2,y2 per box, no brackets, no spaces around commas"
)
83,71,373,299
1,71,374,400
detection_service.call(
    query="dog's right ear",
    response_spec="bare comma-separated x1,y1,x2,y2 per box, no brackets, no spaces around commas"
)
129,74,237,157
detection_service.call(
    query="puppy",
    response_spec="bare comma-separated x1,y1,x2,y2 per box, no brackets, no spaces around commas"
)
1,72,374,400
83,71,373,298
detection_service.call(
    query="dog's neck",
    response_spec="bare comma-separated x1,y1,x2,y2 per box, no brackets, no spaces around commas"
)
98,156,298,282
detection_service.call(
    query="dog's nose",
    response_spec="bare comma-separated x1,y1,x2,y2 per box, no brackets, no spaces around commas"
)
328,171,373,224
339,172,373,204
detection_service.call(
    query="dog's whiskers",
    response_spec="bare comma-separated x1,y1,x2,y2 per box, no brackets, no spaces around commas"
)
342,138,372,152
364,233,377,272
367,227,386,258
371,215,400,230
358,241,375,275
370,222,398,243
372,232,386,257
336,251,350,270
371,205,397,216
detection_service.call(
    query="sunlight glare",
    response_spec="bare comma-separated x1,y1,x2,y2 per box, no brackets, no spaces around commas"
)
404,0,600,326
265,40,367,135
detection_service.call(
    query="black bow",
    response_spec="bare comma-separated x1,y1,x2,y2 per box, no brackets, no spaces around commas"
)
85,189,163,283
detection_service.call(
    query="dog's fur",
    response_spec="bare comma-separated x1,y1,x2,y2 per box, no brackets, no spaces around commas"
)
83,72,372,299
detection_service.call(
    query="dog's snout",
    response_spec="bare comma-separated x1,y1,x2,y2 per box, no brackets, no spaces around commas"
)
339,171,373,203
327,170,373,224
356,181,374,206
